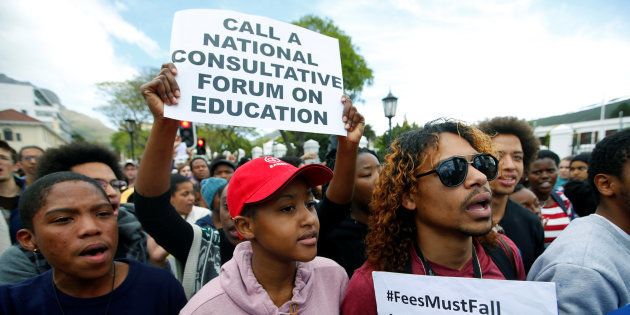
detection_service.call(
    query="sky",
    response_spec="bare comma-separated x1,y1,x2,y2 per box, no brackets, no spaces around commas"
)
1,0,630,135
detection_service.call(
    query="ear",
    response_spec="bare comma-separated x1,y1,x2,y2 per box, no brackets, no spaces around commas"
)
593,174,617,197
233,216,255,240
401,192,417,211
16,229,37,252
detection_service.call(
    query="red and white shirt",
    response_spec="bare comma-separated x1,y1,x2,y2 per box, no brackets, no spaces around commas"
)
541,190,573,247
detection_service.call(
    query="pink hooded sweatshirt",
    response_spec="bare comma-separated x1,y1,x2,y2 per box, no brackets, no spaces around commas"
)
180,241,349,315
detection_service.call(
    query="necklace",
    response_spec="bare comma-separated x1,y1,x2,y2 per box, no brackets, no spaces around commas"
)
414,242,482,278
52,262,116,315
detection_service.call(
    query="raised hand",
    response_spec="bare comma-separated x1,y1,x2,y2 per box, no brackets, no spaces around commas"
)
139,63,180,125
341,95,365,144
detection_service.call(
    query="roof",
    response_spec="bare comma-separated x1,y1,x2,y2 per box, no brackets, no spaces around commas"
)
0,109,40,123
531,97,630,127
0,74,31,86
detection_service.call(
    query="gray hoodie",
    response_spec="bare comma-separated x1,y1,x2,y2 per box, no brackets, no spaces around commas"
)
528,214,630,314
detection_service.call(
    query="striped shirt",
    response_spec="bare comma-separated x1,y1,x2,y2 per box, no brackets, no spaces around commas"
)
541,190,573,247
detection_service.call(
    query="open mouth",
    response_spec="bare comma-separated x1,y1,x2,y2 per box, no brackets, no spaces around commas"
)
496,176,516,187
465,193,491,212
79,244,108,257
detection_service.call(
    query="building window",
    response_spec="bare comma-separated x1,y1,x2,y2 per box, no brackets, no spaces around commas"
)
16,133,21,142
3,129,13,141
579,132,592,145
606,129,617,137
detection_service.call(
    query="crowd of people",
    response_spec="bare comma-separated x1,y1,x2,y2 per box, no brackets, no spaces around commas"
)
0,63,628,314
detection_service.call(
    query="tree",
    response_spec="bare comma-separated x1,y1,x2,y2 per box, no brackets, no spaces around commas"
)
196,124,259,157
276,15,374,156
96,69,157,159
96,69,157,129
293,15,374,100
374,119,420,160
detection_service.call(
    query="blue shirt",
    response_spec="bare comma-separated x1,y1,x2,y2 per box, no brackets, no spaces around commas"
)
0,259,186,314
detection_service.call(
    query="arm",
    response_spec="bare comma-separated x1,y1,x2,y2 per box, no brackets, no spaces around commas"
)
318,97,365,237
135,64,194,263
325,96,365,204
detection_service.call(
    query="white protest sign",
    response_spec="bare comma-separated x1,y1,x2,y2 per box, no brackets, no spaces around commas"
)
373,271,557,315
167,9,345,135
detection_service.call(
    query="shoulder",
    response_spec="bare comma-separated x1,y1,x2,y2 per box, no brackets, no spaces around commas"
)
180,278,231,314
529,216,618,274
0,271,49,299
344,262,376,295
308,256,349,281
341,262,378,315
0,245,40,285
126,260,180,285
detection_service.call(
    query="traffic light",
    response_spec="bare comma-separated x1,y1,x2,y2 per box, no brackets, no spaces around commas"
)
179,121,195,147
196,138,206,156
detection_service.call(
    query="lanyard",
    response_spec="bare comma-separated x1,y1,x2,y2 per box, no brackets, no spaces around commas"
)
413,241,483,279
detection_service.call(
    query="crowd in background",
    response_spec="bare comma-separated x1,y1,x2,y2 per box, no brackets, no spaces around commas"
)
0,63,628,314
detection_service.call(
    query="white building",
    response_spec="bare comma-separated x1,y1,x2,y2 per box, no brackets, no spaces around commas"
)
0,74,72,143
532,97,629,158
0,109,68,150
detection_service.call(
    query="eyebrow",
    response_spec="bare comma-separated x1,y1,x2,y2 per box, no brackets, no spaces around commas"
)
44,202,113,217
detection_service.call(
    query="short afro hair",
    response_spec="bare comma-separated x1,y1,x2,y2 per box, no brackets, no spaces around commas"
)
19,172,108,231
589,128,630,201
36,143,123,180
535,149,560,167
478,116,540,172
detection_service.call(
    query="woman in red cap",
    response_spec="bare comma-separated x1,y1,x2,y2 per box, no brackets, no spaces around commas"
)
136,63,365,313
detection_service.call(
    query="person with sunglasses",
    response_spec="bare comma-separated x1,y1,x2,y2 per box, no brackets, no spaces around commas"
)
478,116,545,273
0,142,149,285
341,120,525,315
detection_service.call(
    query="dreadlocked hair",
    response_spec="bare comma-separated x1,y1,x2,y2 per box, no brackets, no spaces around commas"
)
366,119,498,272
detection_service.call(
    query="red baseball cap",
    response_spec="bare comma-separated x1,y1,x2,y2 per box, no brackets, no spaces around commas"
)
227,156,332,218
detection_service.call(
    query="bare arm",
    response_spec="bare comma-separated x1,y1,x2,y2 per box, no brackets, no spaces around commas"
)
136,63,181,197
325,96,365,204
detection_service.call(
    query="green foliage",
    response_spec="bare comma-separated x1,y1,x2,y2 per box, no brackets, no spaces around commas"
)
95,68,157,129
374,119,421,160
196,124,259,156
280,15,373,156
110,129,150,160
293,15,373,101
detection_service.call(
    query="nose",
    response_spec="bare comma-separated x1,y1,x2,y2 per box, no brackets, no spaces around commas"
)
501,155,516,171
465,163,488,188
300,204,319,228
78,215,102,238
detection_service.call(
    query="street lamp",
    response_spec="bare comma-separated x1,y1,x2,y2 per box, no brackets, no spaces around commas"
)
382,91,398,146
124,119,137,161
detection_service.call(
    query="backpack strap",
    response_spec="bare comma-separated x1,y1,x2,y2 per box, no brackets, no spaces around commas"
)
550,190,572,218
481,237,518,280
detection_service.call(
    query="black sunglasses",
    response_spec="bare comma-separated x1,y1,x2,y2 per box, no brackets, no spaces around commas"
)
418,153,498,187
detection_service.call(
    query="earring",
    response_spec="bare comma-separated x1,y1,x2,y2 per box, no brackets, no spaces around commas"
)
33,248,38,253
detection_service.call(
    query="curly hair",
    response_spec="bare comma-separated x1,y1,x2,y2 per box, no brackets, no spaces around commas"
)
36,142,123,180
589,128,630,203
365,119,497,272
477,117,540,172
